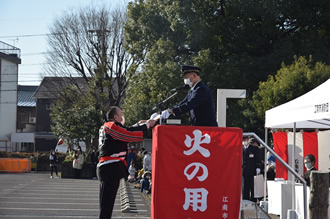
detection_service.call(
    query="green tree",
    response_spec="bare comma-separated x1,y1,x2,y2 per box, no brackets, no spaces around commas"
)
241,56,330,135
123,39,188,125
50,86,102,151
124,0,330,130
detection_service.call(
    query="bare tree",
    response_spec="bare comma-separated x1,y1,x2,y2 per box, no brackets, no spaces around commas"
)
44,5,140,117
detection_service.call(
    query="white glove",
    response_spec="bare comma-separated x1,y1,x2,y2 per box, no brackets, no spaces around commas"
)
256,168,261,175
150,112,159,120
161,110,170,119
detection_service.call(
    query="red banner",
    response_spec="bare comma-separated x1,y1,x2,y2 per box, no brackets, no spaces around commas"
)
151,125,243,219
273,132,289,180
302,132,318,171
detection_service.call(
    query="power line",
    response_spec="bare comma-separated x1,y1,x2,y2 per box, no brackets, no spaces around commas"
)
0,33,58,38
20,62,57,66
0,32,86,39
21,63,49,66
21,52,48,56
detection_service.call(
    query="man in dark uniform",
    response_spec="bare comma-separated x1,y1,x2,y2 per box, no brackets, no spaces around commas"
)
166,65,218,127
97,106,156,219
242,138,262,201
302,154,317,187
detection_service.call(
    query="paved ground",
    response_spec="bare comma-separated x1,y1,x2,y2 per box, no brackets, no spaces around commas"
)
0,172,280,219
0,172,150,219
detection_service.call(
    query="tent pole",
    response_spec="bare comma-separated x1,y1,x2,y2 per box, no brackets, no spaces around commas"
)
264,128,268,200
292,123,296,211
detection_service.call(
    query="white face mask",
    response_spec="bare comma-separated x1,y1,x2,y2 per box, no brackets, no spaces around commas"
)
243,141,248,147
184,75,193,87
120,116,125,125
115,114,125,125
304,162,312,170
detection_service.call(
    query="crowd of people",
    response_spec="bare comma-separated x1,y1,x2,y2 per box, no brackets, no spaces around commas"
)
126,147,153,194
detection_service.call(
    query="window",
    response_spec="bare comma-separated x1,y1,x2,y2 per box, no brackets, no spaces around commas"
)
46,103,54,110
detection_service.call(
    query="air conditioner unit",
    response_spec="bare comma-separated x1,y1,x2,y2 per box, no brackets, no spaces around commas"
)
29,117,36,123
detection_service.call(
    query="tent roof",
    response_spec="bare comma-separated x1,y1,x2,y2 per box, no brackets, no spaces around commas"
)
265,79,330,129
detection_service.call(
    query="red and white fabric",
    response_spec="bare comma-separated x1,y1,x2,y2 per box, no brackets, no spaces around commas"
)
273,130,330,180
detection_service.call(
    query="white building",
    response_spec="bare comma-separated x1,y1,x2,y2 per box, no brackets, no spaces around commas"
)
0,41,21,151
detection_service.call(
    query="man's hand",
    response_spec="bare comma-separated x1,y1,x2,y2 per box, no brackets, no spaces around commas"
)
161,109,171,119
150,113,159,120
256,168,261,175
147,120,157,128
138,120,147,124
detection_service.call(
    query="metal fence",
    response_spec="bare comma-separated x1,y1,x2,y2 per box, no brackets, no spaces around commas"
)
0,41,21,58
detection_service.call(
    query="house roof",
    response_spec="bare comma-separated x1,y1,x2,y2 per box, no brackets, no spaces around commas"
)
33,77,90,99
17,85,38,107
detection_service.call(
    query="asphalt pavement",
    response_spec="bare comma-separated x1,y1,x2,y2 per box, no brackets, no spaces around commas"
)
0,172,150,219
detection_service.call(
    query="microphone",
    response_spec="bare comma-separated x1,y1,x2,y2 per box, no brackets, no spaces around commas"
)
170,84,189,92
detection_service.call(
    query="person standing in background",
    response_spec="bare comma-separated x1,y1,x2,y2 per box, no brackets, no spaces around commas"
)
90,147,99,180
242,138,262,201
73,146,84,179
143,150,152,172
302,154,317,187
127,160,137,182
126,146,136,169
49,149,59,178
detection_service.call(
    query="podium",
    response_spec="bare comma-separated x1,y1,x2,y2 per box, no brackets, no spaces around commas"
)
151,125,243,219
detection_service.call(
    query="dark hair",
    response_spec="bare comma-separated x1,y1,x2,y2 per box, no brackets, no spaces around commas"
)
106,106,118,121
304,154,315,164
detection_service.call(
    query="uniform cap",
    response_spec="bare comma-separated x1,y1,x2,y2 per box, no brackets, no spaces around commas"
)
181,65,201,76
248,138,259,144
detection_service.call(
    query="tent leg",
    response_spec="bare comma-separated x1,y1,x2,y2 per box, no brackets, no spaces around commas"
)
264,128,268,200
292,123,296,210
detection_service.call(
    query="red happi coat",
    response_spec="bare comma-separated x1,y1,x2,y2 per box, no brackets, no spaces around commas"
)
97,121,147,181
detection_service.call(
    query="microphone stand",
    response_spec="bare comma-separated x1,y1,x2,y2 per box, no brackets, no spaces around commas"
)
150,91,180,125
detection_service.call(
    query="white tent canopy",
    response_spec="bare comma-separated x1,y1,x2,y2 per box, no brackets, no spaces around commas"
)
265,79,330,129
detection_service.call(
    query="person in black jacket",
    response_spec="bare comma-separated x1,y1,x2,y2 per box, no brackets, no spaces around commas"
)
163,65,218,127
97,106,156,219
49,149,59,179
89,147,99,180
302,154,317,187
242,138,262,201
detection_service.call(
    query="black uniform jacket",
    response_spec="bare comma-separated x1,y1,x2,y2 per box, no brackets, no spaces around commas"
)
303,166,317,187
97,121,147,181
242,145,262,176
172,81,218,127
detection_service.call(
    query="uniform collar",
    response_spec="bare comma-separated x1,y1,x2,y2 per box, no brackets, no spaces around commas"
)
191,80,201,90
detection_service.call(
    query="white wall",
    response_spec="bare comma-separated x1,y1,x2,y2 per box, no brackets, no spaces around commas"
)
0,59,18,150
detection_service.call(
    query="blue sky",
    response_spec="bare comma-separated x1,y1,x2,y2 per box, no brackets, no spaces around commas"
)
0,0,126,85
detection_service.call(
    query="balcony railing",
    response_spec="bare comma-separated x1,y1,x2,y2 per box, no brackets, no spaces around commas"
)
0,41,21,58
